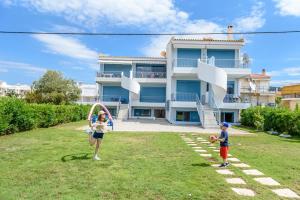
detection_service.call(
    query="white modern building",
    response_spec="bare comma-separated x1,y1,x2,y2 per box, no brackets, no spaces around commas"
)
96,26,252,128
76,82,99,105
0,81,31,98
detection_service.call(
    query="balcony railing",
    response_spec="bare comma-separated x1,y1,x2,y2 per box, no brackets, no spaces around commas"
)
96,71,123,78
240,86,276,94
223,94,250,103
135,71,166,78
101,95,128,104
171,92,198,102
140,95,166,103
282,94,300,99
173,58,250,68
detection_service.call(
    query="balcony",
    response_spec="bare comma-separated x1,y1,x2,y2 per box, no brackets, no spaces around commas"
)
134,71,166,79
96,71,123,83
240,87,277,95
170,92,198,108
172,58,251,77
100,95,128,105
132,95,166,107
222,94,251,109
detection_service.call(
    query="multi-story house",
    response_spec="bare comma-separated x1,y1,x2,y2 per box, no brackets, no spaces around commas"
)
239,69,276,107
76,82,99,105
280,84,300,110
0,81,31,98
96,26,252,127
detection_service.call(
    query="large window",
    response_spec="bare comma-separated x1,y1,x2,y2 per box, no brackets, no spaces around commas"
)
134,109,151,117
140,86,166,102
136,64,166,78
176,111,200,122
103,64,132,77
102,86,129,104
176,80,201,101
177,48,201,68
207,49,235,68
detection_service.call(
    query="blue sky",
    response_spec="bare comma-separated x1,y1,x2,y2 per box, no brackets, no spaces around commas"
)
0,0,300,86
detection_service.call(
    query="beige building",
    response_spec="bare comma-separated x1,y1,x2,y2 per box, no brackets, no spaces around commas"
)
0,81,31,98
76,82,99,105
280,84,300,110
239,69,276,107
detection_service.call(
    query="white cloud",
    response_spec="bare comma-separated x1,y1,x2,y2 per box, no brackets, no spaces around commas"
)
270,79,300,86
234,1,265,31
0,60,47,73
267,66,300,77
274,0,300,16
7,0,188,28
33,34,98,60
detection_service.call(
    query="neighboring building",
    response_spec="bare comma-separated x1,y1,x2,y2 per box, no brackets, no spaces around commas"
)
240,69,276,107
280,84,300,110
76,82,99,105
96,26,253,127
0,81,31,98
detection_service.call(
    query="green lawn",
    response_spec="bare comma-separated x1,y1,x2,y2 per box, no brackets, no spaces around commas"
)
0,121,300,200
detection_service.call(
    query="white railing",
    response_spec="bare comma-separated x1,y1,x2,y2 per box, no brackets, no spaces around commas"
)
240,86,276,94
196,95,205,128
171,92,198,102
208,91,221,124
134,71,166,78
140,95,166,103
173,57,250,68
223,94,250,103
96,71,124,78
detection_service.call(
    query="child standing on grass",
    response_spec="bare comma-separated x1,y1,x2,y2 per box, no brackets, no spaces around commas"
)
88,110,108,161
218,122,230,167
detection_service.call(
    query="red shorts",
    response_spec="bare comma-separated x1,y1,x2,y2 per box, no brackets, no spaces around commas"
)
220,146,229,159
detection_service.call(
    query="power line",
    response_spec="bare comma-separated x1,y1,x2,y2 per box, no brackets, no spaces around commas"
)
1,30,300,36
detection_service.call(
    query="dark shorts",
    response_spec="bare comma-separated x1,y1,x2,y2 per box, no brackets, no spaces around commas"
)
93,132,104,139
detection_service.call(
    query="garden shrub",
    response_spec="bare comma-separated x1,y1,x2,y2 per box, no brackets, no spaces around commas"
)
0,97,90,135
241,106,300,136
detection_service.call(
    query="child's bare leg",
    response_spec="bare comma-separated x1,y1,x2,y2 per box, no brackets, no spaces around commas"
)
94,139,102,156
89,135,96,146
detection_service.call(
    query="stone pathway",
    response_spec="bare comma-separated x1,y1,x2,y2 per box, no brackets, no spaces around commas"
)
181,133,300,199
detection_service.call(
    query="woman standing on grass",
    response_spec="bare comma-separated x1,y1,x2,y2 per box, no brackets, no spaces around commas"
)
88,110,108,160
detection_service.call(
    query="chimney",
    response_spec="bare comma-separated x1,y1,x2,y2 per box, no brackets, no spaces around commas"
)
227,25,233,40
262,68,266,75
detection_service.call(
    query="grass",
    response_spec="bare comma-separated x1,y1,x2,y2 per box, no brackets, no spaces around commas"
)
0,121,300,199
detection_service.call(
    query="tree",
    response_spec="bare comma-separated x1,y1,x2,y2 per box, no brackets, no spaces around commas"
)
25,70,80,105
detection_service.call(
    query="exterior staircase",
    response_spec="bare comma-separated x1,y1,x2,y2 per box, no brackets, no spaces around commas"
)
196,96,220,129
117,104,129,120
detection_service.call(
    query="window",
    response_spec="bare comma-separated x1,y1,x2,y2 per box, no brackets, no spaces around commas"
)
227,81,235,94
134,109,151,117
221,112,234,123
140,87,166,102
176,111,199,122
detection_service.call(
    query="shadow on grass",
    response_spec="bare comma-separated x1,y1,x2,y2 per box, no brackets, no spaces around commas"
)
61,153,91,162
191,163,210,167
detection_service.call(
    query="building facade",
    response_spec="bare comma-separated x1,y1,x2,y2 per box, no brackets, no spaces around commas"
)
239,69,276,107
280,84,300,110
96,32,253,127
0,81,31,98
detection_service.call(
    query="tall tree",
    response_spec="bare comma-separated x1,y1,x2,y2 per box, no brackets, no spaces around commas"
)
25,70,80,105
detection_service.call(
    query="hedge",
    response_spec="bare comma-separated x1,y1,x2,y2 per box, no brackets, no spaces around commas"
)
0,97,90,135
241,106,300,136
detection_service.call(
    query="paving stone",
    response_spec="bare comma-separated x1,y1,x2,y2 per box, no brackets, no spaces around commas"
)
197,137,203,140
254,177,280,186
242,169,264,176
226,178,246,185
201,141,210,144
231,188,255,197
232,163,250,168
192,146,202,149
194,149,207,152
227,158,240,162
216,169,234,175
211,164,220,167
208,147,217,149
272,188,300,199
213,149,220,152
199,154,212,157
187,144,197,146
